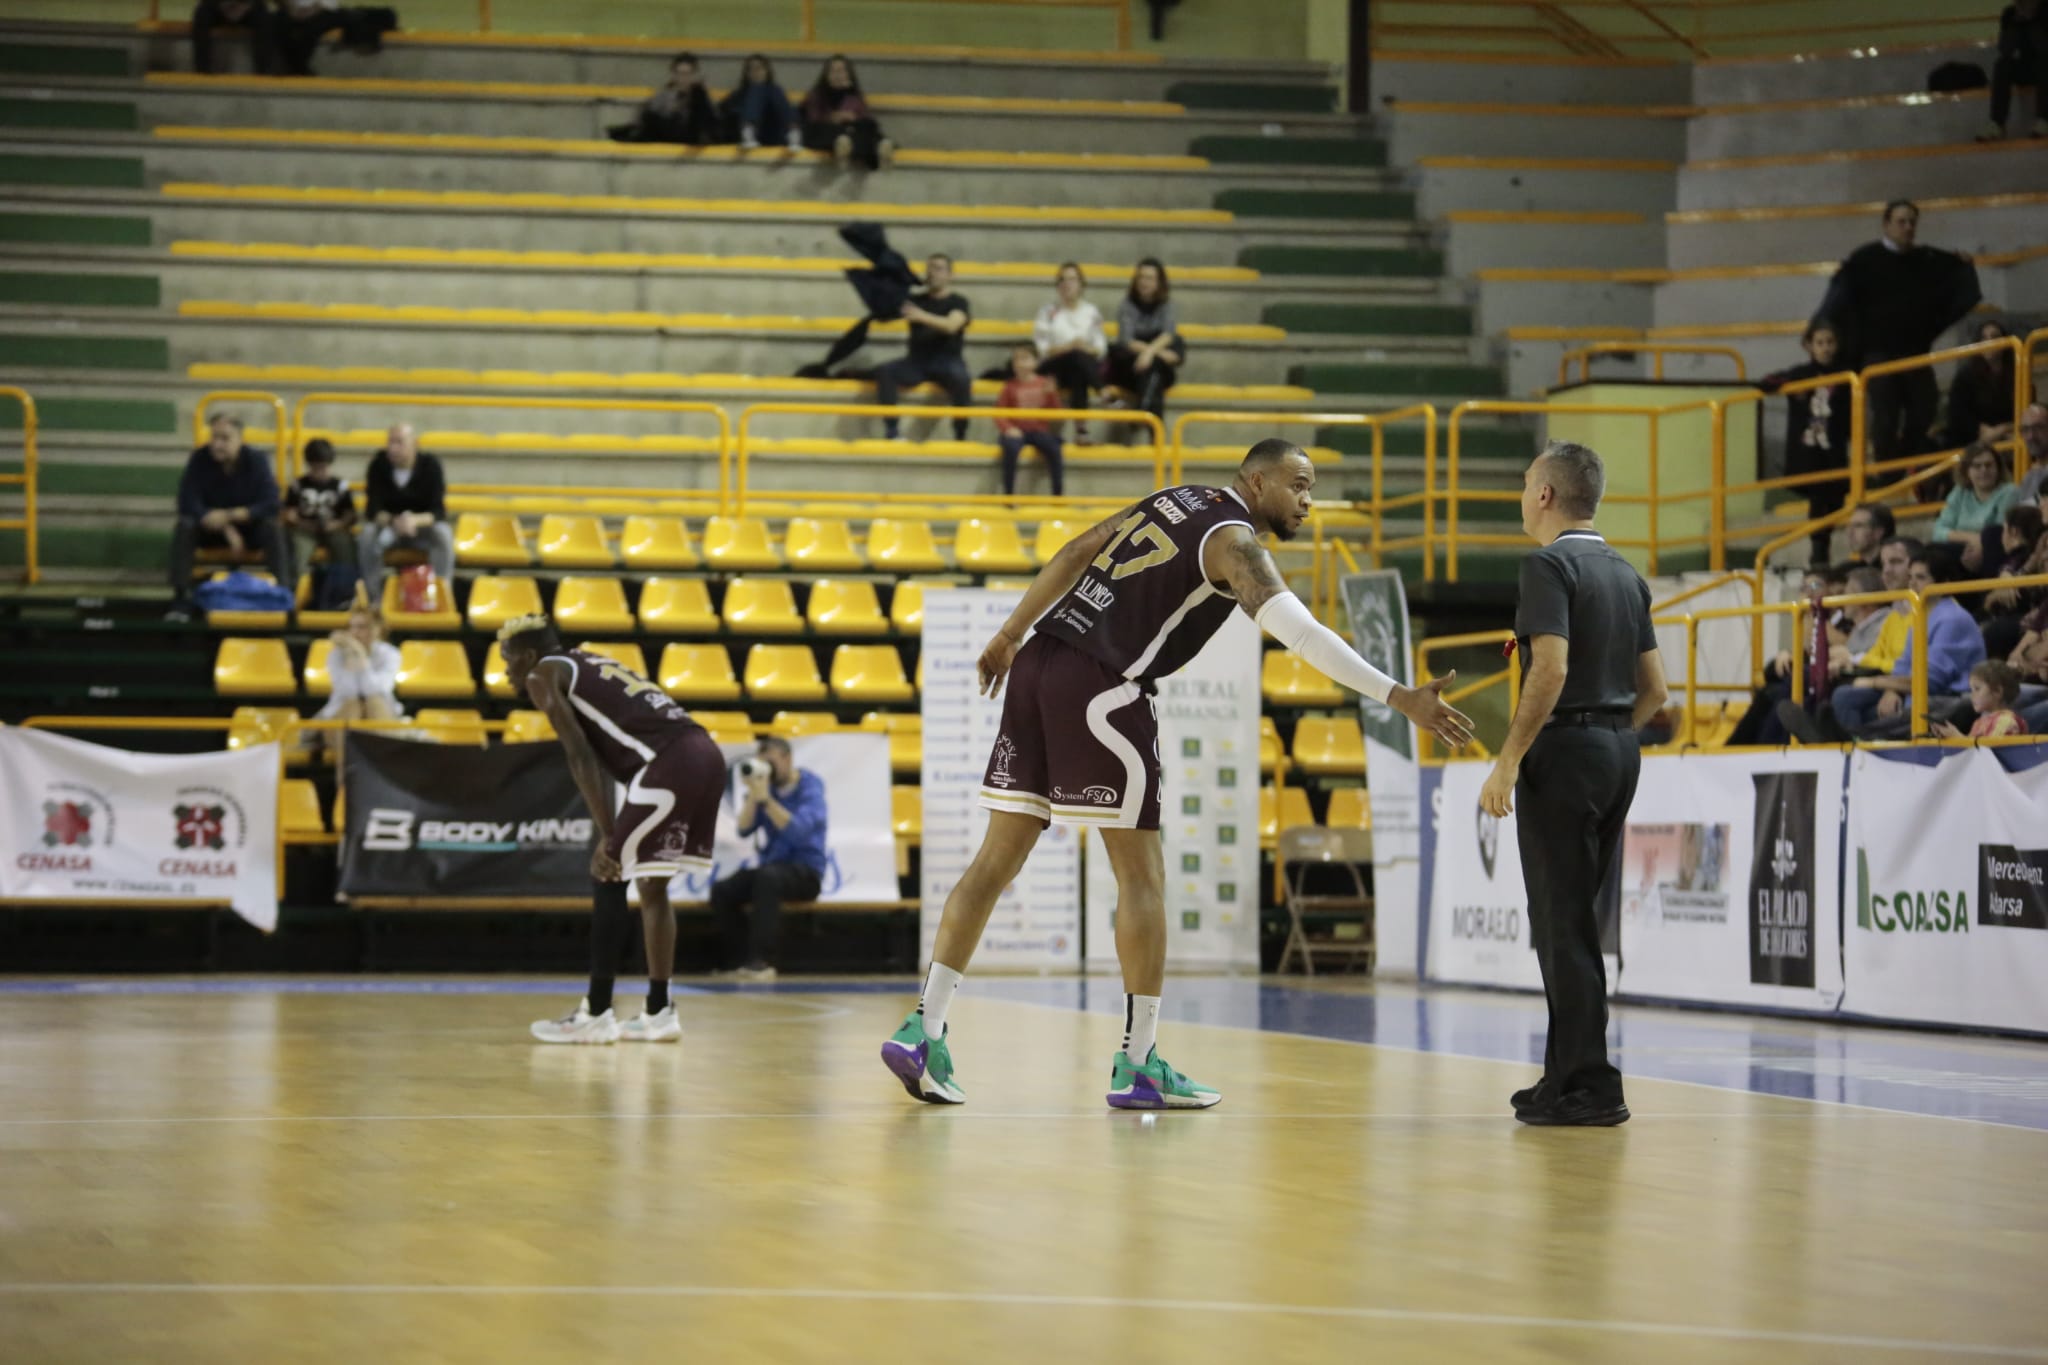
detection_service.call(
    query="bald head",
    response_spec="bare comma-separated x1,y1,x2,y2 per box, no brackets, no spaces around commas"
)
1240,437,1305,476
1234,438,1315,543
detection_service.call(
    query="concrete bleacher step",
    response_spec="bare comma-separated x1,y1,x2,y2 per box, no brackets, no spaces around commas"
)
1369,53,1692,109
1675,140,2048,213
1414,159,1676,219
1689,41,1995,105
1686,88,2008,161
1665,193,2048,269
1444,213,1667,276
1382,104,1688,164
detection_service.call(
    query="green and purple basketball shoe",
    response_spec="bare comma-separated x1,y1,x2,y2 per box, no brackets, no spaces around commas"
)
881,1010,965,1104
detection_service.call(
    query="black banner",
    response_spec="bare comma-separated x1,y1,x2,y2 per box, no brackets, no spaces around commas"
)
340,732,596,897
1978,844,2048,930
1749,772,1817,987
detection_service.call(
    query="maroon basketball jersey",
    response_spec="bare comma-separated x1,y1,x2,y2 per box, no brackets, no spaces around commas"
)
1033,484,1254,683
545,647,701,780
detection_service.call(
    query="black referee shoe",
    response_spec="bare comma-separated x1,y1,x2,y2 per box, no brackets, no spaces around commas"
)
1516,1090,1630,1127
1510,1078,1553,1114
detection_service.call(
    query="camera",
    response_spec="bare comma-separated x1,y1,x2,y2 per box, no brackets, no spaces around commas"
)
737,756,769,781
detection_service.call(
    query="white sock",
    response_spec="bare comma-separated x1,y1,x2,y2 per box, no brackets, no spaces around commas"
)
919,962,963,1038
1123,994,1161,1062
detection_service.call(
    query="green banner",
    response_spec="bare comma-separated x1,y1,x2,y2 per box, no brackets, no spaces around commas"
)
1340,569,1412,761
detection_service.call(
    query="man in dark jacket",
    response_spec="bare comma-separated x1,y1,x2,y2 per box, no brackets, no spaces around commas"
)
169,413,286,615
1817,200,1981,462
191,0,282,75
609,52,722,144
1982,0,2048,141
356,422,453,599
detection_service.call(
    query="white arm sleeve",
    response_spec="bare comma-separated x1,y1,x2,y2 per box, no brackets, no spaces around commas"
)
1254,592,1398,705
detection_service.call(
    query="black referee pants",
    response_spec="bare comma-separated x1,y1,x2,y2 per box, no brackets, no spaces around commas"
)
1515,720,1640,1102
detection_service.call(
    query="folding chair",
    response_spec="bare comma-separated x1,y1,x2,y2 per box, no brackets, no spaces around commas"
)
1276,826,1375,976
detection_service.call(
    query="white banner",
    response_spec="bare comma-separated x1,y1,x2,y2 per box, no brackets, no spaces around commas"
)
1619,751,1845,1013
667,732,897,904
919,589,1082,970
1845,746,2048,1034
0,728,280,930
1425,758,1546,991
1084,609,1261,970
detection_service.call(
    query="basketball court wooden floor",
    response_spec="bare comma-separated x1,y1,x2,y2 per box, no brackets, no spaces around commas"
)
2,977,2045,1364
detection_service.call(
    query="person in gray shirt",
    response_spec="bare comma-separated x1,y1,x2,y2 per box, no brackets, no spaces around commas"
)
1105,257,1185,428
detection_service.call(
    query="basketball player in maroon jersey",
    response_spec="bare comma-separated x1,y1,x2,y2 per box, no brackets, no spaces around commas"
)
499,614,728,1045
883,439,1473,1107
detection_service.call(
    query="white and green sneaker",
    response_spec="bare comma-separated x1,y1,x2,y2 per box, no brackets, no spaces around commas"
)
880,1010,965,1104
529,998,621,1045
1107,1047,1221,1110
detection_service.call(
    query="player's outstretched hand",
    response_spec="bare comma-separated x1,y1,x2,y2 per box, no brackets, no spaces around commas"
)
590,845,623,883
978,629,1021,699
1394,671,1474,749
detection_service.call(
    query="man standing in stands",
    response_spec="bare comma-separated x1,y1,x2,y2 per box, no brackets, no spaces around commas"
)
168,413,287,619
356,423,454,602
874,252,973,442
1817,200,1981,462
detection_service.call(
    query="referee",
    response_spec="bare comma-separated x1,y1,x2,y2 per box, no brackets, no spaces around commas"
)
1479,441,1667,1127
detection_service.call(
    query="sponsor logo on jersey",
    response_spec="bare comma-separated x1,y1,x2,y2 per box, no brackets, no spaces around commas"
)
1152,494,1188,525
1074,577,1116,611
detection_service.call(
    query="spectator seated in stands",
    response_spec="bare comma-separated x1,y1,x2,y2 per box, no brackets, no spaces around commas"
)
721,54,801,152
874,252,973,442
169,413,286,618
2015,404,2048,505
311,600,402,755
1033,262,1108,445
995,343,1066,497
191,0,280,74
1981,502,2048,660
1980,0,2048,141
1106,256,1184,432
710,737,828,984
276,0,397,77
800,55,893,170
283,436,358,607
1931,441,2018,576
1758,320,1853,565
356,422,453,600
1841,501,1895,569
1943,319,2019,453
609,52,721,145
1935,660,2029,739
1731,563,1879,746
1825,549,1985,740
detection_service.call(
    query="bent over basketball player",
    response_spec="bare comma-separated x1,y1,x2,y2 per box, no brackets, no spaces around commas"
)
883,440,1474,1108
500,615,727,1045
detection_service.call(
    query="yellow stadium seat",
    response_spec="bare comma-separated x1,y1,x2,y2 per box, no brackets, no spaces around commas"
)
831,645,914,702
1033,519,1085,561
702,516,782,571
955,518,1035,574
536,514,614,569
1259,785,1316,844
482,641,516,699
1262,650,1344,706
1258,715,1282,774
867,518,948,573
578,641,651,681
722,577,805,634
215,638,296,696
279,778,325,834
658,643,743,701
892,785,921,840
691,710,754,744
380,574,461,630
1325,787,1371,830
861,710,922,772
807,579,888,635
503,708,557,743
465,575,543,632
784,517,866,572
454,512,530,567
1291,716,1365,776
302,638,332,697
553,576,635,633
770,710,839,736
395,640,476,699
228,705,296,751
889,579,939,633
619,515,700,570
414,708,488,745
744,644,828,701
637,577,718,633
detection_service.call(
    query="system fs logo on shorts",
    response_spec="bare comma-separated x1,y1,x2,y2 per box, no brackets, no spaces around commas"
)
988,736,1018,787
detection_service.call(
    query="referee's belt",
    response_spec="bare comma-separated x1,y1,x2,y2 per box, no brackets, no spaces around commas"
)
1545,708,1634,730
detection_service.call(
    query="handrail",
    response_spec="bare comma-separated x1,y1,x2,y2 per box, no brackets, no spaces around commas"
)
1414,628,1517,761
1862,334,2027,476
1557,342,1747,387
195,390,291,489
1697,368,1863,570
0,386,37,585
734,403,1165,516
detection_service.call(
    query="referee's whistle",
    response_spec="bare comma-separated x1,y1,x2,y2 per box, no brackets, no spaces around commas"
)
1501,639,1516,659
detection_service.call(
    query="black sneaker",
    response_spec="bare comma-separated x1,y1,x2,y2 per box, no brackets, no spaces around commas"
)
1774,698,1825,745
1516,1090,1630,1127
1510,1078,1552,1114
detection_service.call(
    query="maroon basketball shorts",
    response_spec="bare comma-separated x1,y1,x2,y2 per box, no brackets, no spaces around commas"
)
979,634,1162,830
606,726,726,880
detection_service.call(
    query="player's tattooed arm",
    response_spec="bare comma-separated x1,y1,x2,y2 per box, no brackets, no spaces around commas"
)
526,659,615,840
1205,523,1291,617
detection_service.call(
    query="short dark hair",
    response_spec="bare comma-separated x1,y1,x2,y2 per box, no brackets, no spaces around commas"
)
1801,318,1838,347
303,437,335,466
1879,534,1923,558
671,51,698,66
927,251,952,268
497,614,560,656
1128,256,1170,306
757,736,793,760
1241,438,1305,475
1537,440,1604,519
1883,198,1918,221
1011,340,1037,356
2007,502,2043,544
1852,502,1896,537
1906,547,1950,582
209,413,244,434
1844,565,1883,594
1971,659,2021,707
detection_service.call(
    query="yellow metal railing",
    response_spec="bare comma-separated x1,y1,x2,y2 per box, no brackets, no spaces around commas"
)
1558,342,1747,387
0,386,38,585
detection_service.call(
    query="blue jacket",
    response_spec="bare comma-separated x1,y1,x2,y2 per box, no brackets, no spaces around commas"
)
177,445,279,522
741,769,829,875
1892,596,1986,694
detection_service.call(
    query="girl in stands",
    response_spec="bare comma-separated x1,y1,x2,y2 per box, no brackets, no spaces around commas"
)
721,54,800,152
800,55,894,170
1033,263,1107,444
1105,257,1185,434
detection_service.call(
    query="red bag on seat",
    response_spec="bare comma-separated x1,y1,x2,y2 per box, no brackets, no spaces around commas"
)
398,564,438,615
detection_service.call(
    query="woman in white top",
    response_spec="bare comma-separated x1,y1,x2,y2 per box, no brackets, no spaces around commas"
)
318,602,403,726
1031,262,1108,443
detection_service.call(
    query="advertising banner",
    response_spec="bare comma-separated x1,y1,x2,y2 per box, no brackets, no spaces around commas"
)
1424,758,1546,991
0,727,280,930
1618,751,1845,1012
1845,744,2048,1034
1085,609,1261,969
1341,569,1419,974
920,588,1082,970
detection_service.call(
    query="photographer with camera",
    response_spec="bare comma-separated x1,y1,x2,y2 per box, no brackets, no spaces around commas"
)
712,738,829,982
